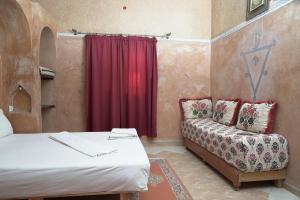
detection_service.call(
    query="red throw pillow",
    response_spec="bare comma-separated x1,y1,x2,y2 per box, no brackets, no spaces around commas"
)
179,97,212,120
212,98,241,126
236,101,277,134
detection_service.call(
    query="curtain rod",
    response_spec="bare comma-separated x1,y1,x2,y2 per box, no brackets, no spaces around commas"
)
71,29,171,39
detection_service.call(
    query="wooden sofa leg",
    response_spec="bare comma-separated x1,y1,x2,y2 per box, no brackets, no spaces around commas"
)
233,181,241,191
120,193,128,200
274,179,284,187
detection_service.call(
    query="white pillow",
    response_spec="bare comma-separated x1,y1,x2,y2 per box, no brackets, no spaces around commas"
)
0,109,13,138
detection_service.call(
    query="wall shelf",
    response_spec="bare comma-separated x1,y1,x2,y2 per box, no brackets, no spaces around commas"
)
41,74,55,80
40,66,56,80
41,104,55,109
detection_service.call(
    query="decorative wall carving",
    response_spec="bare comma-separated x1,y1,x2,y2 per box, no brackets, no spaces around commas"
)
240,32,276,100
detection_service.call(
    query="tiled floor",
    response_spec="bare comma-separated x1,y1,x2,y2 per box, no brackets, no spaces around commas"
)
145,145,300,200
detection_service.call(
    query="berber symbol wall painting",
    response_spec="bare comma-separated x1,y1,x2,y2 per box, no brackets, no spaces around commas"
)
240,31,276,101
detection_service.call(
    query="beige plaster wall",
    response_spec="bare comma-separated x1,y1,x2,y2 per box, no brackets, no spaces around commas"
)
53,37,211,140
53,36,86,132
0,0,57,133
33,0,212,39
211,0,246,38
157,41,211,139
211,1,300,190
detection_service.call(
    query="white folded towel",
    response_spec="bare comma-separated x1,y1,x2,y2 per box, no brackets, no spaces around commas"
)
49,132,116,157
109,128,138,140
39,66,56,73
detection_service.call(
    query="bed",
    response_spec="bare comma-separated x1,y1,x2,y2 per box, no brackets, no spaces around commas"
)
0,132,150,200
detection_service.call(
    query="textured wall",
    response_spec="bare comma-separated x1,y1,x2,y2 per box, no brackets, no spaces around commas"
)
0,0,57,133
211,0,246,37
211,1,300,191
0,0,36,132
33,0,212,39
157,41,211,139
54,36,86,132
53,37,211,139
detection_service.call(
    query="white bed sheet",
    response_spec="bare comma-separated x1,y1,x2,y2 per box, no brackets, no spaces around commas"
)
0,132,150,199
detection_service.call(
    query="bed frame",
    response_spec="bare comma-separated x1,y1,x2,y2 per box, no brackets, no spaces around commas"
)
27,193,129,200
1,184,148,200
24,192,130,200
1,191,139,200
184,138,286,190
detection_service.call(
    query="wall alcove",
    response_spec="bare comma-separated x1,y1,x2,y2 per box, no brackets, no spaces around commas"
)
10,83,32,113
0,0,31,55
0,0,36,133
40,27,56,67
39,27,56,132
0,0,32,110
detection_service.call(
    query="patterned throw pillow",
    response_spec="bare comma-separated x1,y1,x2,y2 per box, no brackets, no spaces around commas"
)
179,98,212,120
236,101,277,134
212,99,241,126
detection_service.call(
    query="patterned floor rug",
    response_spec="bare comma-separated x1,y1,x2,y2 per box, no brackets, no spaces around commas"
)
129,158,193,200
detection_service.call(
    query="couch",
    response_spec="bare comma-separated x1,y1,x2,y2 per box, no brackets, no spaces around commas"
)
180,98,289,190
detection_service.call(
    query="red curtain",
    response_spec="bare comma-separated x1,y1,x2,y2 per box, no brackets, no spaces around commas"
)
85,35,157,137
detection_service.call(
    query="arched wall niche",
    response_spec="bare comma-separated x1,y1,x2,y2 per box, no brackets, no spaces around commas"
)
39,26,56,68
0,0,32,112
0,0,58,133
0,0,31,55
39,26,57,132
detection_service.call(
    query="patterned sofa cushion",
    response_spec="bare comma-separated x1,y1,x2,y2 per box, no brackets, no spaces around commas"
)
213,99,241,126
236,101,277,134
179,97,212,120
182,118,288,172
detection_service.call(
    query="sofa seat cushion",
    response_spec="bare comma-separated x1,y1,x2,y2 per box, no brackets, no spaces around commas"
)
182,118,288,172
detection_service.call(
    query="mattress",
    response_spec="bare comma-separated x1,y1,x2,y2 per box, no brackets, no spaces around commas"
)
0,132,150,199
182,118,289,172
